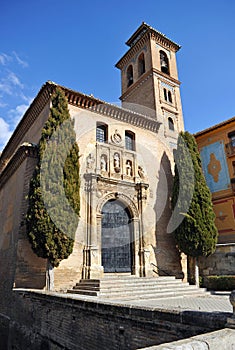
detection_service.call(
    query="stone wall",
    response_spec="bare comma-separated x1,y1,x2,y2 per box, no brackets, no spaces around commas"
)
138,328,235,350
0,290,231,350
199,244,235,277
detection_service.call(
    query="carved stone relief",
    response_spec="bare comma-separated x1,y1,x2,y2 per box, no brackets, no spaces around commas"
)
111,129,122,145
100,154,108,172
86,153,95,172
126,160,132,176
113,153,121,173
138,165,145,179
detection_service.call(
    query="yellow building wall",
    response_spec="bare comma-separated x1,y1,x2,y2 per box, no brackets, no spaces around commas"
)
196,119,235,244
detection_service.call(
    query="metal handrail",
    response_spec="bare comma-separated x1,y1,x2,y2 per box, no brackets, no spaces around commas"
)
150,262,171,276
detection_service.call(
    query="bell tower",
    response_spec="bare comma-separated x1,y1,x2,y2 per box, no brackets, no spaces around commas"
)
116,23,184,144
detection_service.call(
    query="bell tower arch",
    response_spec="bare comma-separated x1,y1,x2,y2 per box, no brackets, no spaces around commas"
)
115,22,184,146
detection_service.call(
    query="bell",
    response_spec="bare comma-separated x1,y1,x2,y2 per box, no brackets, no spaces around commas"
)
161,61,168,68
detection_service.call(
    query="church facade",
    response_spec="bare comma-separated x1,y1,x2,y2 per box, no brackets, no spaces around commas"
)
0,23,185,291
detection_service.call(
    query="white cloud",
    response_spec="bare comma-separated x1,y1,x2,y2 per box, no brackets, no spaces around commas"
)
19,93,33,104
0,53,12,66
0,96,7,108
0,52,28,68
13,51,28,68
0,117,12,151
0,71,24,95
8,103,29,126
0,81,13,95
0,103,30,152
8,71,24,89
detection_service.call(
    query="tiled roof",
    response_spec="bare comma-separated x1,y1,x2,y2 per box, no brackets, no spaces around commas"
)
195,116,235,137
126,22,181,50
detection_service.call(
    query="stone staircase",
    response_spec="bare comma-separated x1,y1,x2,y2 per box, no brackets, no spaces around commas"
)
67,275,208,301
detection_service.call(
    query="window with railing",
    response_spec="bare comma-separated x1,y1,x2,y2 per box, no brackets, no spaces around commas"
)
96,123,108,143
226,131,235,156
125,131,135,151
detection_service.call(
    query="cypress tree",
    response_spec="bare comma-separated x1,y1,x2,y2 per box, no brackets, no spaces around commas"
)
172,131,218,283
26,87,80,268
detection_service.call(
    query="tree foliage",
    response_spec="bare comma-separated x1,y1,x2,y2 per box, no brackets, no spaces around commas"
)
26,87,80,267
172,131,218,257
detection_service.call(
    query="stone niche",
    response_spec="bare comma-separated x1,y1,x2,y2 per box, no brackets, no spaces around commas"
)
96,142,138,183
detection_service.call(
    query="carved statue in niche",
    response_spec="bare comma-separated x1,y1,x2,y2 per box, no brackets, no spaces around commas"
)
100,154,107,172
138,166,145,179
114,153,120,173
86,153,95,171
126,160,132,176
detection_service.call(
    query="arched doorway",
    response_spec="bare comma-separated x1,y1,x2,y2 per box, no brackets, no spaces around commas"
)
101,199,133,273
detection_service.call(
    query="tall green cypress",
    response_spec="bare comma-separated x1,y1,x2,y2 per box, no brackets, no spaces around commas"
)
172,132,218,281
26,87,80,267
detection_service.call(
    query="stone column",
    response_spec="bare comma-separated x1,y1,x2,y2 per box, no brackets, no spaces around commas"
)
132,218,140,276
82,173,103,279
136,182,149,277
227,290,235,328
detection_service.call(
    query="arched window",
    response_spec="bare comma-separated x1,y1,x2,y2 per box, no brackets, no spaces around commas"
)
163,88,167,101
96,123,108,143
168,91,172,103
168,117,174,131
125,131,135,151
138,53,145,77
127,65,134,87
160,50,170,75
228,131,235,147
163,87,173,103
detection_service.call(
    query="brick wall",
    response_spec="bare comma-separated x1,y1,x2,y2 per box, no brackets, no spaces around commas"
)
0,290,230,350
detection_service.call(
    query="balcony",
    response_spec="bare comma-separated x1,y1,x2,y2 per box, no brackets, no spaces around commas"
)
225,142,235,156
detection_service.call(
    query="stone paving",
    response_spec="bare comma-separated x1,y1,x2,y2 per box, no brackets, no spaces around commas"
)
114,294,233,313
64,290,233,314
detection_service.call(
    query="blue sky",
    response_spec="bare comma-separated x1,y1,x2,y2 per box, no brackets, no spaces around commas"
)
1,0,235,151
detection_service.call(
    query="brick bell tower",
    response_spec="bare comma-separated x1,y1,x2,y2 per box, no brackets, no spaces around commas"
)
116,22,184,146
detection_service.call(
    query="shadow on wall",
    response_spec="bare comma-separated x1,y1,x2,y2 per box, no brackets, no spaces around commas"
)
153,151,183,278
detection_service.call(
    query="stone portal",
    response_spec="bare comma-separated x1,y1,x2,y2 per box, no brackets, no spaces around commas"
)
101,200,132,273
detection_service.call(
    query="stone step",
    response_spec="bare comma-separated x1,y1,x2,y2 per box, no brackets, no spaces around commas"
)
72,281,191,292
102,289,208,300
75,279,186,290
100,285,206,296
76,276,179,286
68,287,207,299
103,276,177,281
67,289,98,296
67,276,208,300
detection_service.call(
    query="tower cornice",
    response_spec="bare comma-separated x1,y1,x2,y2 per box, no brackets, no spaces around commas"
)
153,69,181,85
116,32,149,70
126,22,181,50
116,22,181,70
